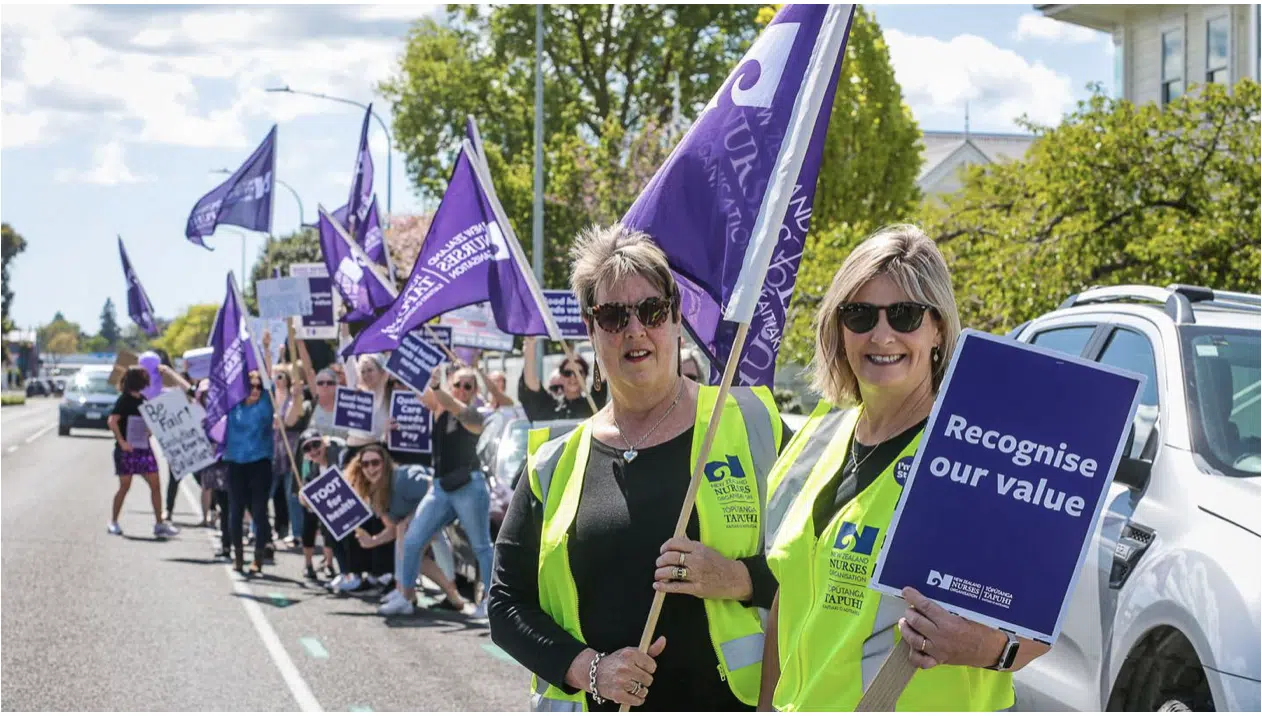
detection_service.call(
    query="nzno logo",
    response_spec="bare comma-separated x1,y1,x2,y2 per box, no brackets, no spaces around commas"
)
705,455,745,482
927,570,954,591
835,522,878,556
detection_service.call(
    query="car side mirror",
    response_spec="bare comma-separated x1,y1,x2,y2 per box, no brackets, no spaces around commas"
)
1115,423,1157,491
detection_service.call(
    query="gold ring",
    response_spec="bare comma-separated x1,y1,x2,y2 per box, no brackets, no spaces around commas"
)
630,681,643,696
671,566,684,581
679,552,686,567
680,566,689,581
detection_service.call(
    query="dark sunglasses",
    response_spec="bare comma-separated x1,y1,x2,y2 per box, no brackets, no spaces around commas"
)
316,380,336,387
303,442,323,454
838,302,934,334
559,368,579,378
548,385,564,395
587,295,678,333
249,382,263,390
452,381,475,391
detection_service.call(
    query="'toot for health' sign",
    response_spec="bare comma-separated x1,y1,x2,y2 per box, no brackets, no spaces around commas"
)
300,466,372,541
870,329,1144,643
138,390,218,478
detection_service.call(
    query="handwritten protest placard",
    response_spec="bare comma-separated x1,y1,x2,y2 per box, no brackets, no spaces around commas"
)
870,330,1143,643
291,263,338,340
125,415,151,448
300,466,372,541
183,347,214,381
544,289,588,339
138,390,218,478
388,390,432,454
334,387,376,433
256,277,313,319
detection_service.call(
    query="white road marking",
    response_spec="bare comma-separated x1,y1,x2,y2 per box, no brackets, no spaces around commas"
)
24,423,55,444
179,478,323,712
6,445,17,454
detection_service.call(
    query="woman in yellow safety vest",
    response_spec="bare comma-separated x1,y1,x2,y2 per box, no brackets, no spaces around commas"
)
758,225,1051,711
489,224,786,711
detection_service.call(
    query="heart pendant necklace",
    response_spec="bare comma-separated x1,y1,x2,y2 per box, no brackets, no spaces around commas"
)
611,380,684,463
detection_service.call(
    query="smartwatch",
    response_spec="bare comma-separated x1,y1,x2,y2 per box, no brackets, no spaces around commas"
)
988,631,1020,671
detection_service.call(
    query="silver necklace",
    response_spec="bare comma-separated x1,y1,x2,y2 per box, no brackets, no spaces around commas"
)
611,380,684,462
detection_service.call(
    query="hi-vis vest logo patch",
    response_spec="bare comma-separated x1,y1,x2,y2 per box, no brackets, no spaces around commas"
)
824,521,880,614
705,455,757,528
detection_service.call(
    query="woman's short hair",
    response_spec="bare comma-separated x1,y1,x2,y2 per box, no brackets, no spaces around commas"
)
812,224,962,405
570,224,680,321
120,366,150,394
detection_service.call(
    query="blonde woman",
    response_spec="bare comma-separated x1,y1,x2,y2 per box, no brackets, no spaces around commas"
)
346,354,392,462
758,225,1050,711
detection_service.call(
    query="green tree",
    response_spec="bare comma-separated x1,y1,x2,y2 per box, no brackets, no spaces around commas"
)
920,79,1260,333
98,298,120,347
2,223,27,333
82,335,110,353
778,7,923,366
38,312,81,368
154,304,219,358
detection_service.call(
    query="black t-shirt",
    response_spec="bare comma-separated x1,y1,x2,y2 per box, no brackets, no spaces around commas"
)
490,426,787,712
110,393,146,448
813,418,927,536
433,411,480,479
518,374,608,422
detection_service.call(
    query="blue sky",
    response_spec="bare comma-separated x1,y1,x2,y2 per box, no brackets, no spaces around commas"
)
1,4,1111,335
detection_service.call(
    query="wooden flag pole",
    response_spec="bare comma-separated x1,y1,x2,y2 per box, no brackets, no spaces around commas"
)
619,323,749,713
854,640,917,711
423,323,465,367
271,317,303,487
560,341,599,414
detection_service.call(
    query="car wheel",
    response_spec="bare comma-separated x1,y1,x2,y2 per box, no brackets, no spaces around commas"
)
1110,628,1214,712
58,424,70,437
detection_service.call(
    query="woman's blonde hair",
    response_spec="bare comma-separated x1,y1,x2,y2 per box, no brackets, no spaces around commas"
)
812,224,961,406
570,224,680,319
345,444,394,516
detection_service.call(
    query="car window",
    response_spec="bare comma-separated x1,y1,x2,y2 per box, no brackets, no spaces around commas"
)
1180,327,1261,476
1097,329,1160,408
73,371,119,395
1029,325,1096,357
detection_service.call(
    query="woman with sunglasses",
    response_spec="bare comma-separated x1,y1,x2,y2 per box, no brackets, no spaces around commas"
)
345,354,393,461
296,429,343,582
222,370,276,574
757,226,1049,712
520,337,607,421
490,225,786,711
306,367,350,441
340,445,401,592
269,365,309,550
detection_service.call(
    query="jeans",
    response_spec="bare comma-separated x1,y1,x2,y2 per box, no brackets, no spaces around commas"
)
400,472,492,597
227,459,272,561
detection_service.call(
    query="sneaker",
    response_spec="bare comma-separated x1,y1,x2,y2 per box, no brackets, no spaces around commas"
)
378,596,415,616
379,588,401,604
472,599,489,620
106,522,123,536
326,574,345,592
154,523,180,538
334,574,362,593
213,547,231,561
304,565,318,581
430,596,465,613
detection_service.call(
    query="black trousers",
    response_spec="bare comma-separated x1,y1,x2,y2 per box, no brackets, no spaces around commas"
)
271,470,290,539
216,490,230,552
227,459,271,561
344,515,394,577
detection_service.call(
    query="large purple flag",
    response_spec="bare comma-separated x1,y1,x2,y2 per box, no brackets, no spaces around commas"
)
346,104,375,241
332,197,388,271
344,142,560,357
186,126,276,248
623,5,853,386
203,273,259,443
318,207,396,324
117,236,159,336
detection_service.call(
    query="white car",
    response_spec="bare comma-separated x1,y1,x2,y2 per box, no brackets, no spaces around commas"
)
1009,284,1260,712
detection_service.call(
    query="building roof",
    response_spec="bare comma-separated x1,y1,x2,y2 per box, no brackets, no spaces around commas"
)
919,130,1038,181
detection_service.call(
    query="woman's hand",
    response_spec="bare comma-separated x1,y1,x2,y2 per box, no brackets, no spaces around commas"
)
570,637,666,707
429,364,446,391
387,418,400,432
897,587,1006,670
262,331,272,349
119,439,134,453
652,537,752,602
298,493,311,511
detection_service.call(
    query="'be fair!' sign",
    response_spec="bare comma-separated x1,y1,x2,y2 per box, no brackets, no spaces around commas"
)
139,390,218,478
871,330,1144,643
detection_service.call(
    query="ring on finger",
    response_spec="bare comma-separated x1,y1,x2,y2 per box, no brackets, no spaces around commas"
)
921,636,929,653
679,552,686,567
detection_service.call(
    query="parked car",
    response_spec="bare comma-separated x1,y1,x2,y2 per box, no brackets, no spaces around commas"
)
1008,284,1260,712
25,379,48,397
58,366,120,436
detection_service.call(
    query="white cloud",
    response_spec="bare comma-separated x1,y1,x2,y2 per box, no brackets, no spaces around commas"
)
1014,13,1102,44
54,140,145,185
885,29,1075,131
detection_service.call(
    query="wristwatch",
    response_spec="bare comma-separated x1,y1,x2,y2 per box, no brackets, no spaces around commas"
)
987,631,1020,671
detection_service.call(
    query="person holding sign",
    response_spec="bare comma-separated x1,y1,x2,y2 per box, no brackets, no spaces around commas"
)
520,336,606,421
757,226,1050,712
489,226,785,711
106,366,180,539
345,354,393,459
223,371,276,575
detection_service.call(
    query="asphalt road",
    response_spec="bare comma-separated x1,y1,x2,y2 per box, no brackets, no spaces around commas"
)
1,398,530,712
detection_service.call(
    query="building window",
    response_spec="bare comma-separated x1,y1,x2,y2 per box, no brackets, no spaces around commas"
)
1112,29,1125,99
1207,16,1229,85
1162,28,1184,104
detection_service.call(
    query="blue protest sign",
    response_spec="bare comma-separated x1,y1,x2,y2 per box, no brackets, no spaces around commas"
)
544,289,588,339
388,390,432,454
291,263,338,340
300,466,373,541
384,328,449,393
333,387,376,433
870,329,1144,643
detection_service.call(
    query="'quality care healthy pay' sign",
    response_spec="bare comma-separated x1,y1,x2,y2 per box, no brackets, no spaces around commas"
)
870,329,1144,643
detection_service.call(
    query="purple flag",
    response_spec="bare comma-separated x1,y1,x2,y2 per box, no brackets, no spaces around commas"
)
346,104,375,241
203,274,259,443
318,207,396,324
186,126,276,248
623,5,853,385
117,236,159,336
333,197,388,270
344,142,559,357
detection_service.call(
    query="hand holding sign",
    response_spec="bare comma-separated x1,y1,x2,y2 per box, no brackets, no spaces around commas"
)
897,587,1004,670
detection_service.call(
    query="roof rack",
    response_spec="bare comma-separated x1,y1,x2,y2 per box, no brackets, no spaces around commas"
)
1058,284,1261,325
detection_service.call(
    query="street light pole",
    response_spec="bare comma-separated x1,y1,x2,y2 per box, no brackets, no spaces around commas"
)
218,227,248,288
212,169,305,228
265,85,393,220
533,4,545,372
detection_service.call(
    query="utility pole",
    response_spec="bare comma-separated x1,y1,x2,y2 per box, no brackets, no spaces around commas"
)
533,4,546,372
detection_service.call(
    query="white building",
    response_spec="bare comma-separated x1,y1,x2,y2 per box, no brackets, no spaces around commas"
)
918,130,1037,196
1038,4,1260,106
